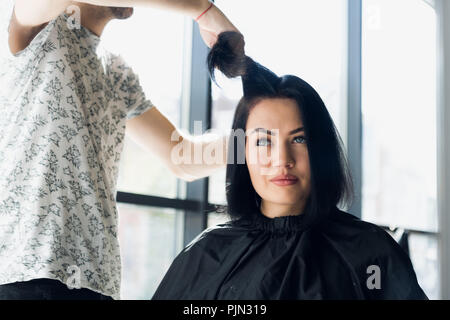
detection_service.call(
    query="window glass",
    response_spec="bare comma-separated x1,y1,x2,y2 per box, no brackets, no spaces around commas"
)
408,233,439,299
361,0,437,232
103,9,187,299
118,203,183,299
103,8,185,198
362,0,438,298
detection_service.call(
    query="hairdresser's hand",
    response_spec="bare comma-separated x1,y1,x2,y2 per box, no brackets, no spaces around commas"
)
196,3,240,48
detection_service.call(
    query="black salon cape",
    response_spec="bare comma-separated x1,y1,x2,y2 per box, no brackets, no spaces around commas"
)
152,209,428,300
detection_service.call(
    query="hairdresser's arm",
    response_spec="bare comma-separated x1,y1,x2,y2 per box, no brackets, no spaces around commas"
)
13,0,209,25
75,0,239,47
12,0,237,50
126,107,228,182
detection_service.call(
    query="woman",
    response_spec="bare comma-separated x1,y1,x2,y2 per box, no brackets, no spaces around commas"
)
152,32,428,300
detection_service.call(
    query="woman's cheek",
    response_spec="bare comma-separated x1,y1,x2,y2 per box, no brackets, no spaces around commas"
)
250,164,269,192
257,148,272,167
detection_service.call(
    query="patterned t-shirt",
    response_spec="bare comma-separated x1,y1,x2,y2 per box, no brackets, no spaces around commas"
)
0,4,154,300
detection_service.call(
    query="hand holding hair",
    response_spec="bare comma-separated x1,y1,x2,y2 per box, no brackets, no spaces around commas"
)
195,1,242,48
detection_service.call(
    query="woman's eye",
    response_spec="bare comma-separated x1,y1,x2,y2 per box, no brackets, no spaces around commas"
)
256,138,271,146
293,136,306,144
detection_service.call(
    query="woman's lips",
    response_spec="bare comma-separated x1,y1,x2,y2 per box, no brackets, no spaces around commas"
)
270,174,299,186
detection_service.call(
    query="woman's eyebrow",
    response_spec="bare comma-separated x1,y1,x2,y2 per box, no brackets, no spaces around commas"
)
251,128,274,135
250,127,304,135
289,127,304,135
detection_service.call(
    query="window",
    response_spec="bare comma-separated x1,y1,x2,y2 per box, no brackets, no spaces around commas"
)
118,203,183,299
361,0,438,298
103,8,185,199
102,8,187,299
362,0,437,232
408,232,439,299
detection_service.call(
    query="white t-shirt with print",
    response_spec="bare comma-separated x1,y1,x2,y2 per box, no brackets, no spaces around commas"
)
0,2,154,299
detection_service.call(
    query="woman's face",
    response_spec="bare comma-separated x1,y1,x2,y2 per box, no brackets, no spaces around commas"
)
245,98,311,217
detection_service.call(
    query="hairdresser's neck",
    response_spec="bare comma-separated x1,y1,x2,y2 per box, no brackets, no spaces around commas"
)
260,200,305,219
79,7,113,37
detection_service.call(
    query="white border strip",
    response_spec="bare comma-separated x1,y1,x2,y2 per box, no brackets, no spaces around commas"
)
435,0,450,300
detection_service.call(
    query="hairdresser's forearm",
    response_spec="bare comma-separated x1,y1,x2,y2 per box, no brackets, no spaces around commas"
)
75,0,210,18
169,134,228,181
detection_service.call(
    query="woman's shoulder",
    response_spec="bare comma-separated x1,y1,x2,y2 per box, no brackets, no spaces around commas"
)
183,219,249,251
321,209,427,299
319,208,405,259
324,209,389,239
321,209,418,279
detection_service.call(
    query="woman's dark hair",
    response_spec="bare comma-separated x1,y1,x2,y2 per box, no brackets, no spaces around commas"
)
208,32,354,227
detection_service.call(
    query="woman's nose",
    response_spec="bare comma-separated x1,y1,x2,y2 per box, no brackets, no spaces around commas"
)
273,144,295,168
